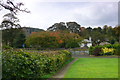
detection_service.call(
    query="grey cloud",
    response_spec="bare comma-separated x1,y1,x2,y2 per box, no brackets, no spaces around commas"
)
74,2,118,27
1,1,117,29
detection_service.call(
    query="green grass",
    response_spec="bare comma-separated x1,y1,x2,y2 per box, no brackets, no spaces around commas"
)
64,58,118,78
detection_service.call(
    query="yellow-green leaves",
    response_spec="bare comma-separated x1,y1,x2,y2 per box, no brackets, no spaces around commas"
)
102,47,114,54
2,49,72,79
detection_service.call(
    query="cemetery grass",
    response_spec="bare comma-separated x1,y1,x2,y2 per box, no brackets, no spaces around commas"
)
64,58,118,78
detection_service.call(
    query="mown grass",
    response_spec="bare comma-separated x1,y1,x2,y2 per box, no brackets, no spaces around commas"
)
64,58,118,78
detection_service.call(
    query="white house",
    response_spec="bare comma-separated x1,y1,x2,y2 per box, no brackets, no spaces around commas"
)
80,37,92,48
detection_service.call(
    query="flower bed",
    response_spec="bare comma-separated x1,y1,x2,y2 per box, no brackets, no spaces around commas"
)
2,49,72,79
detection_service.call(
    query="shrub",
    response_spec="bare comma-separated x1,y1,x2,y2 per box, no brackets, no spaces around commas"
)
89,45,103,56
89,46,95,55
89,44,120,56
2,45,13,50
101,47,114,55
2,49,72,79
113,44,120,55
93,46,102,56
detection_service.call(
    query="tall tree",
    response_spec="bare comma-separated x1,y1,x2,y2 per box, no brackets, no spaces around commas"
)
47,22,67,31
114,26,120,43
13,32,26,48
0,0,30,47
25,31,82,49
0,0,30,14
103,25,108,34
66,22,81,34
0,13,20,29
2,28,25,47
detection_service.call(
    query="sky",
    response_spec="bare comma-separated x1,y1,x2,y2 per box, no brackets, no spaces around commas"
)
0,0,119,30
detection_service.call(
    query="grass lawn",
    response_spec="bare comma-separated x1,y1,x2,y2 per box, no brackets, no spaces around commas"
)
64,58,118,78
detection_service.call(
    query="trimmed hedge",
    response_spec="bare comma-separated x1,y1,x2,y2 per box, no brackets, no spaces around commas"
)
2,49,72,79
89,44,120,56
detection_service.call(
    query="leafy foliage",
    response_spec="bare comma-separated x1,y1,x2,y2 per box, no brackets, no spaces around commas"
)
47,22,67,31
0,0,30,14
101,47,114,55
114,26,120,43
25,31,82,49
89,46,102,56
66,22,81,34
2,49,72,79
80,25,119,46
89,44,120,56
47,22,81,34
2,28,26,48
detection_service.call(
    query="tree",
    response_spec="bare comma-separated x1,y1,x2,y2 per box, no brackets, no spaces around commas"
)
88,27,106,46
13,32,26,48
2,28,25,47
0,0,30,29
114,26,120,43
66,22,81,34
0,13,20,29
0,0,30,48
103,25,108,34
47,22,67,31
91,31,104,46
25,31,82,49
79,27,92,39
0,0,30,14
47,22,81,34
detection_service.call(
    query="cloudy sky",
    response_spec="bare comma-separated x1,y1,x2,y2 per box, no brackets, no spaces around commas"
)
0,0,119,30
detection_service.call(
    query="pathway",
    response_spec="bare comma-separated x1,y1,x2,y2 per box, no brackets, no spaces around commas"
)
52,58,78,78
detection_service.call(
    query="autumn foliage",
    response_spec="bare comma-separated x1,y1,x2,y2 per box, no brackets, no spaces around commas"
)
25,31,82,49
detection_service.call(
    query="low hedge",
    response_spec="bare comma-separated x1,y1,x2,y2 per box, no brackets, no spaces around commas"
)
2,49,72,79
89,44,120,56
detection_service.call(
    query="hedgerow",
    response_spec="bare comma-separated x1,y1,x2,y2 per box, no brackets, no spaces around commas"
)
2,49,72,79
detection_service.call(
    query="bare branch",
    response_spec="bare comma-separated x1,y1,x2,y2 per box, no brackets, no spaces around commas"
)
0,0,30,14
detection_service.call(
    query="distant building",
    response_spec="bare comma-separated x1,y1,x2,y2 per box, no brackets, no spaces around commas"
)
80,37,92,48
22,27,44,37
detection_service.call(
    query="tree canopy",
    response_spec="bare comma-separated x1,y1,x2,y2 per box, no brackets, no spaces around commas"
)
25,31,82,49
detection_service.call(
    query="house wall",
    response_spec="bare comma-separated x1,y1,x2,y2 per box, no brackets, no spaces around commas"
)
87,43,92,47
80,43,92,48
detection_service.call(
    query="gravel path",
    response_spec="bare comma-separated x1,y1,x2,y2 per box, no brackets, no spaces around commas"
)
52,58,78,78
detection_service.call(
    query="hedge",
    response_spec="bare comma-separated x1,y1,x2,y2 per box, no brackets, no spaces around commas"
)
89,44,120,56
2,49,72,79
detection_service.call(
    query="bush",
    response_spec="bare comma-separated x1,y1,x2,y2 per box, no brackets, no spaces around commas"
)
89,46,95,55
2,45,13,50
89,45,103,56
92,46,102,56
113,44,120,55
2,49,72,79
89,44,120,56
101,47,114,55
